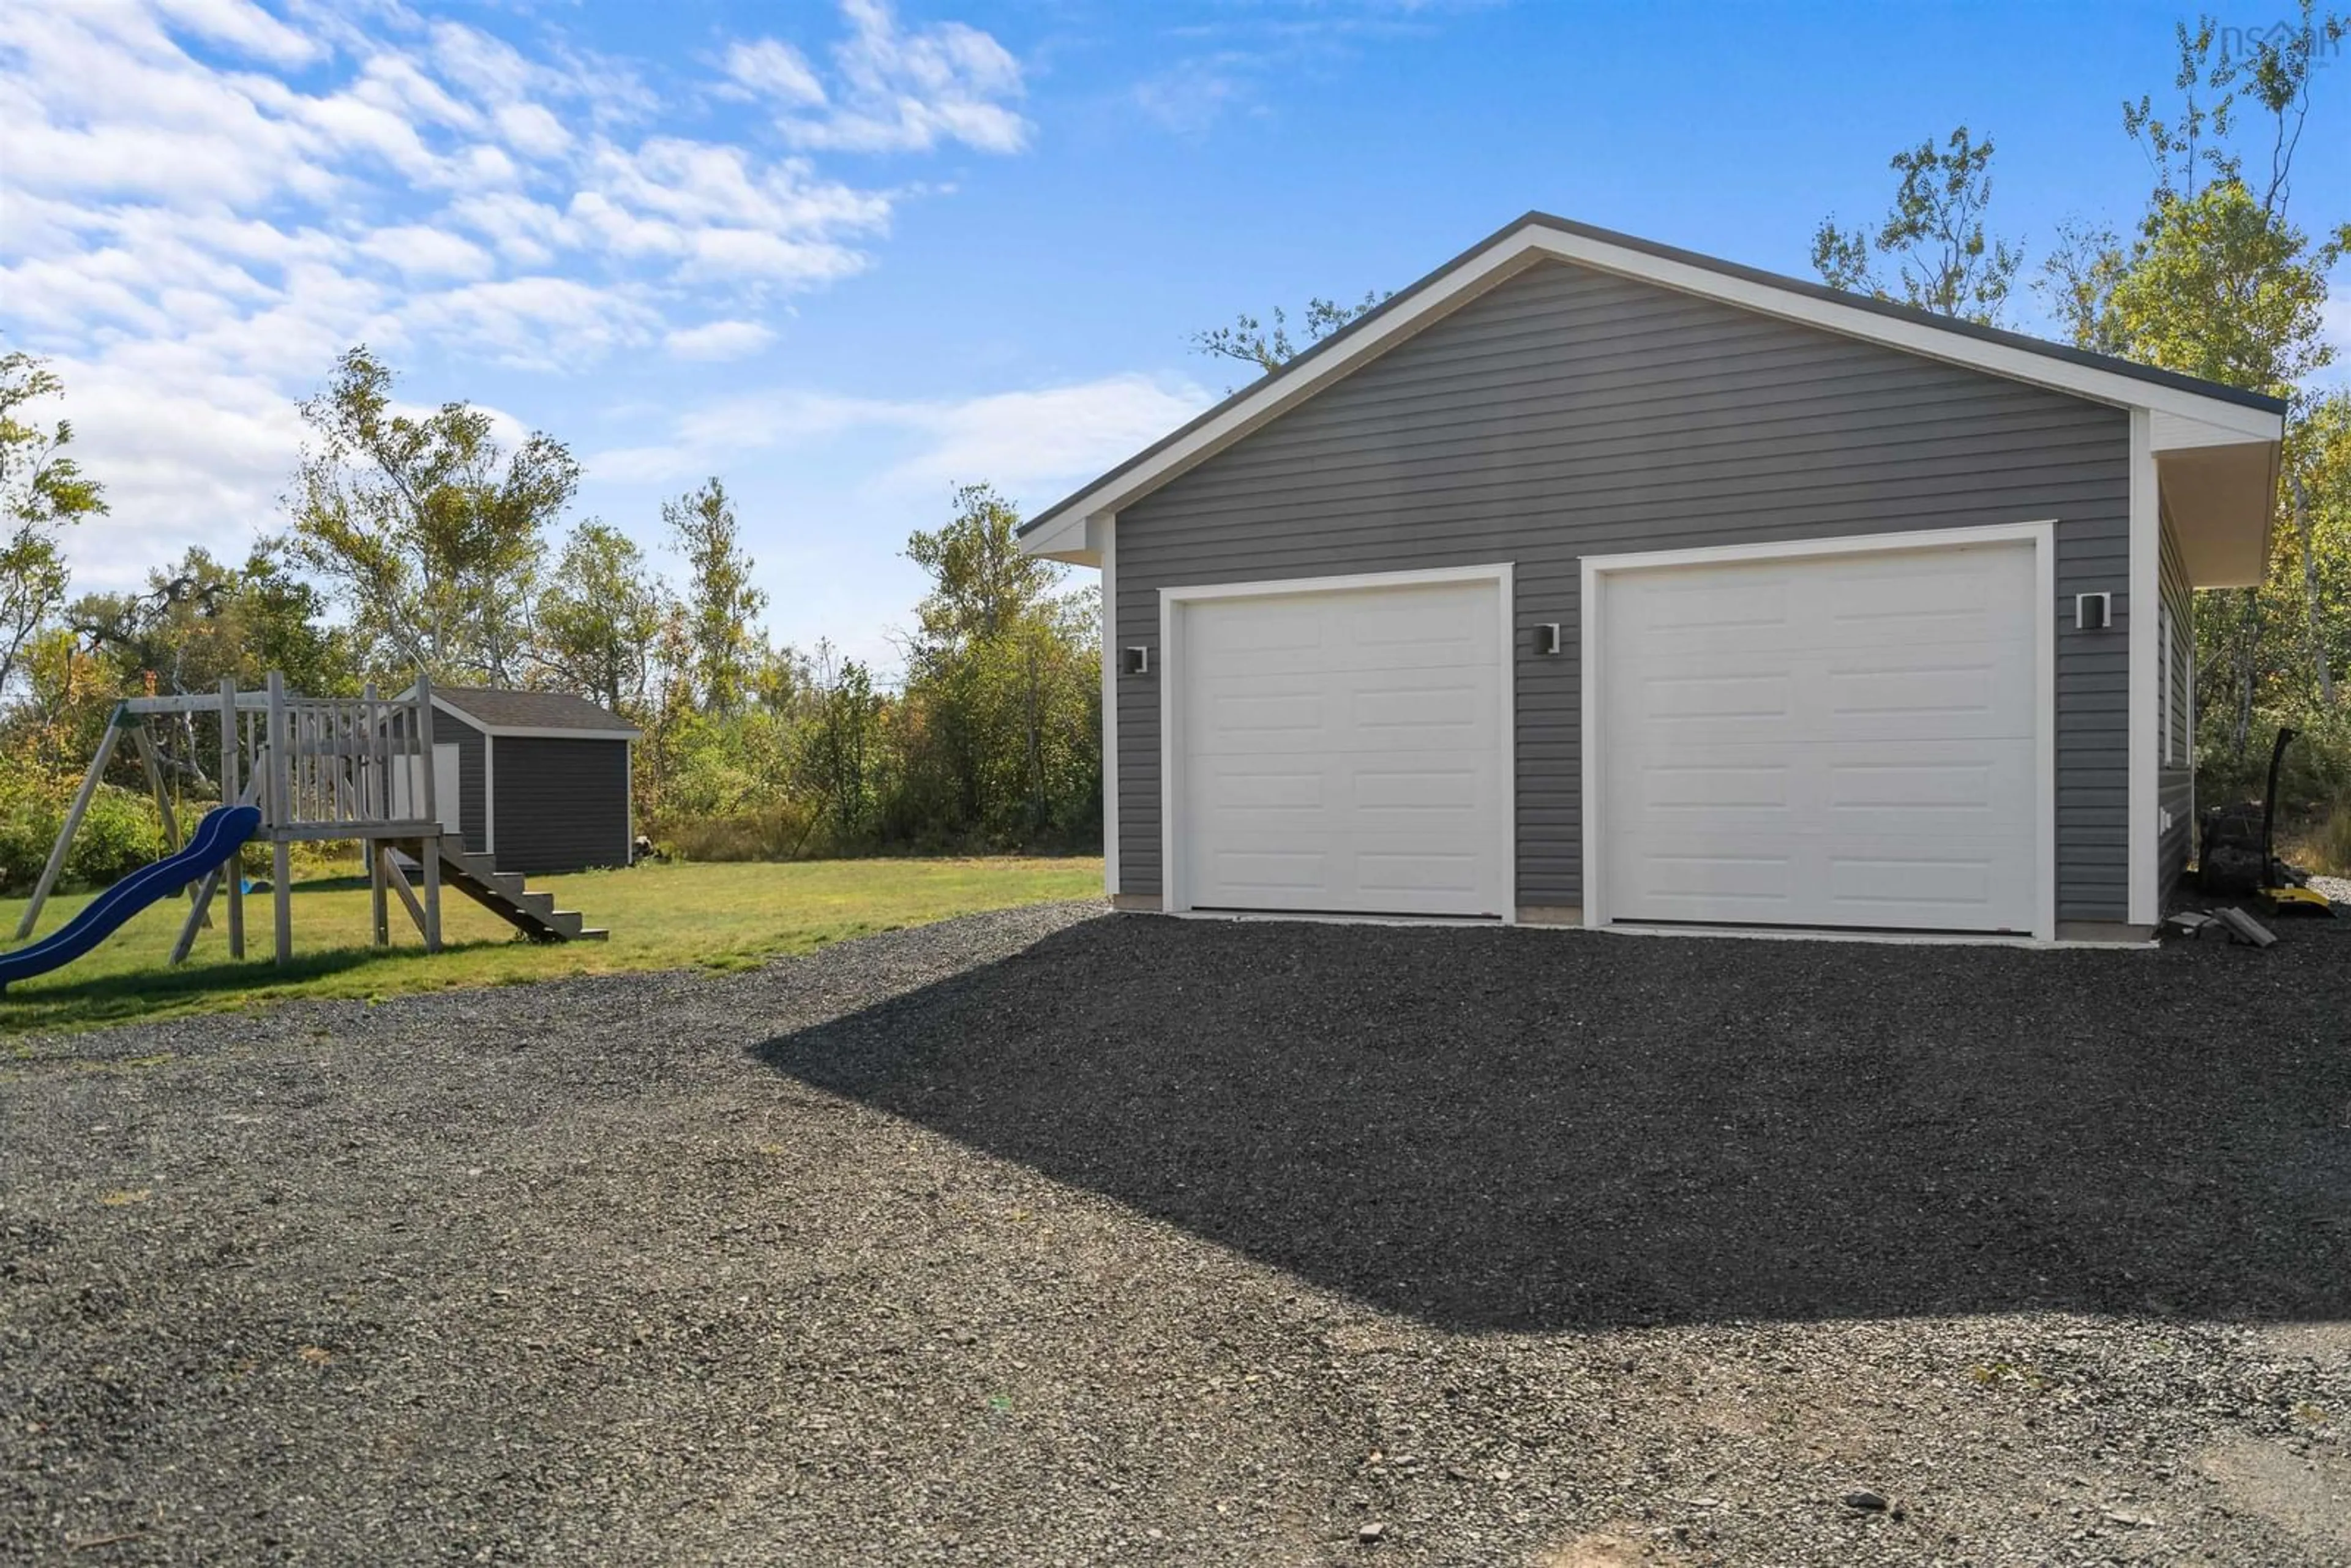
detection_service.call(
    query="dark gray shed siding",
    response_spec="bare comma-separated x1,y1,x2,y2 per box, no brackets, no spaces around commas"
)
1113,260,2134,921
489,735,630,875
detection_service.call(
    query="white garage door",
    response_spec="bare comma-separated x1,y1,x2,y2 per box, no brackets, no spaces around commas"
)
1175,577,1509,917
1598,539,2041,934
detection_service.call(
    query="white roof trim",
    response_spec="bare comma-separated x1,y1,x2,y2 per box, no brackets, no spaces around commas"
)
1020,218,2284,559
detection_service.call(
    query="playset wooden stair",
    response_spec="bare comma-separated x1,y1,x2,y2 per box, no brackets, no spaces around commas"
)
398,838,607,942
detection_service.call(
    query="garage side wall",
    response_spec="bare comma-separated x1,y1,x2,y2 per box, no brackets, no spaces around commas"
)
489,736,631,875
1112,260,2134,921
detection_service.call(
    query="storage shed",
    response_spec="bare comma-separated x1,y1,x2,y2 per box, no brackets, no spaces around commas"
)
1019,212,2287,942
405,686,640,876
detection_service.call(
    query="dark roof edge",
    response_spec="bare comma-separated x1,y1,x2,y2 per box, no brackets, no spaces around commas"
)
1019,211,2287,538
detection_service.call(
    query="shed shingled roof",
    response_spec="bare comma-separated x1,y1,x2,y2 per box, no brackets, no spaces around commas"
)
435,686,639,735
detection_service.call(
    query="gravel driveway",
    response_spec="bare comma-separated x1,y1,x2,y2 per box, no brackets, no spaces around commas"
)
3,905,2347,1566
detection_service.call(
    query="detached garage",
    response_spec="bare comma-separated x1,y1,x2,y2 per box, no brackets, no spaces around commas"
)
1022,214,2286,942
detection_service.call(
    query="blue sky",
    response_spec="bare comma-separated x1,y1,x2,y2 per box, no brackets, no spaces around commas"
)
6,0,2346,675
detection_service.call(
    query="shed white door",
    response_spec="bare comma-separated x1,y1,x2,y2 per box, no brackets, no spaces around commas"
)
1175,578,1509,917
1597,539,2041,933
394,742,463,837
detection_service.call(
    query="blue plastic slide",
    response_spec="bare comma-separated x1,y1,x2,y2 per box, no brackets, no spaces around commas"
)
0,804,261,991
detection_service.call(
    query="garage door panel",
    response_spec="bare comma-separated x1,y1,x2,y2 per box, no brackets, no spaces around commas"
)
1187,586,1498,677
1187,604,1327,666
1630,669,1794,724
1825,841,2030,908
1609,737,2034,842
1609,546,2031,659
1346,598,1497,661
1619,642,2033,746
1352,767,1483,811
1602,539,2041,934
1352,691,1491,746
1632,577,1791,634
1203,847,1329,899
1196,834,1494,915
1613,841,1795,912
1827,744,2033,813
1180,578,1507,917
1621,762,1793,811
1612,828,2036,931
1198,754,1493,838
1198,760,1328,814
1821,642,2037,740
1358,842,1489,893
1196,688,1330,740
1189,666,1496,756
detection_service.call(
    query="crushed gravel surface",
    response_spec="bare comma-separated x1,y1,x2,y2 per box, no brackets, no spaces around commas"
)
2,902,2348,1566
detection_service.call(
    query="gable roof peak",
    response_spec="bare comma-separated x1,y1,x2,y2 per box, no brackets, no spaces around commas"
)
1018,210,2284,560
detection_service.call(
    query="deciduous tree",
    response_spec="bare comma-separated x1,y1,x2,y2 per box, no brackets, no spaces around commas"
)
0,353,105,699
286,345,575,684
1812,126,2023,324
1191,290,1389,379
535,521,669,716
2035,5,2349,759
664,478,767,718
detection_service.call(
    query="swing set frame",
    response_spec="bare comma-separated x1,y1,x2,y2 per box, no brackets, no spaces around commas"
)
16,673,453,966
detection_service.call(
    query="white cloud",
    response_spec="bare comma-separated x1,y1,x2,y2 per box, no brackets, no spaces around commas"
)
446,191,571,266
403,277,659,370
664,320,777,361
50,353,308,585
1127,3,1455,136
1132,57,1261,136
724,38,827,107
0,0,1034,588
767,0,1030,155
683,227,868,284
426,19,537,107
590,374,1212,503
494,100,571,159
890,377,1210,494
360,224,495,280
151,0,320,69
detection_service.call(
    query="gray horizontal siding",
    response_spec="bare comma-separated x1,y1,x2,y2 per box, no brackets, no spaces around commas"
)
1114,258,2133,921
490,735,631,876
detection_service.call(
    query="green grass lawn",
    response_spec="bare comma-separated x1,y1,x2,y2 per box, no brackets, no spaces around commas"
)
0,856,1102,1037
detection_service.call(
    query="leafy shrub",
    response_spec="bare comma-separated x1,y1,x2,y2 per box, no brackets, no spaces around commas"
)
654,798,820,863
2300,809,2351,877
0,776,168,894
64,786,165,885
0,740,176,894
2196,708,2351,820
